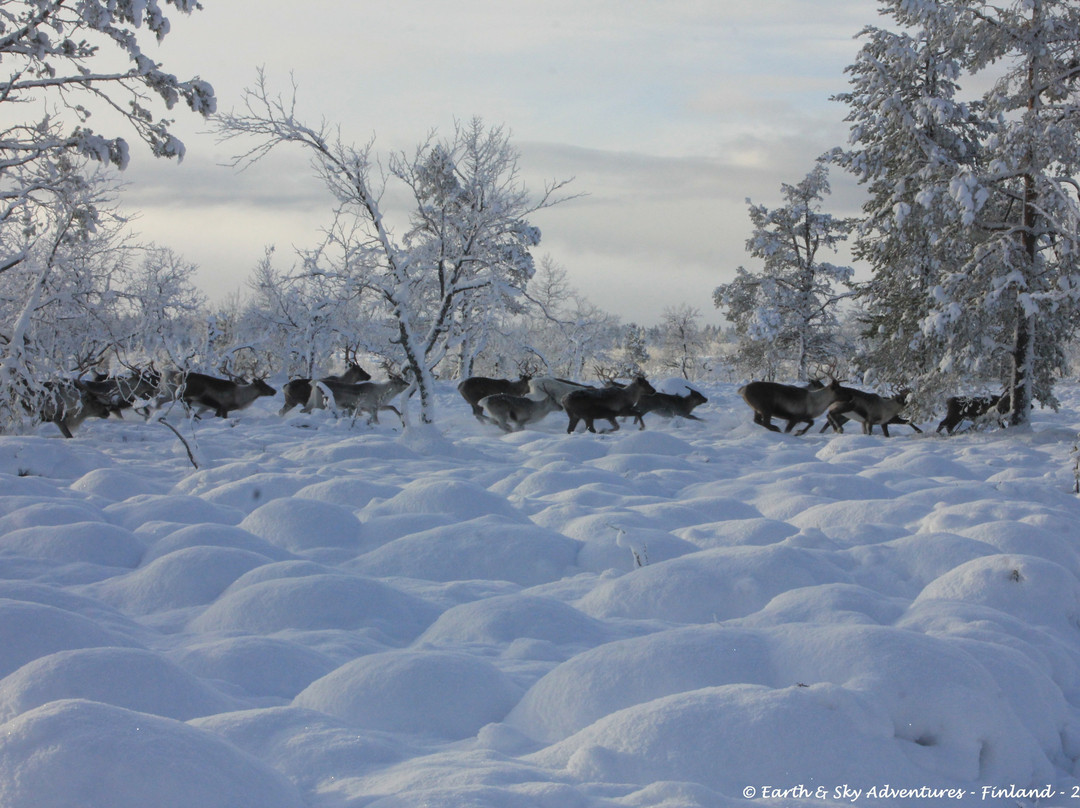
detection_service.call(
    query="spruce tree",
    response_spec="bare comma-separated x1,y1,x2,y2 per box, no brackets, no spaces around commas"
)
836,0,1080,423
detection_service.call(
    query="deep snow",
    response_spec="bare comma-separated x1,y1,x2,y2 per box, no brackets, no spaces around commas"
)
1,379,1080,807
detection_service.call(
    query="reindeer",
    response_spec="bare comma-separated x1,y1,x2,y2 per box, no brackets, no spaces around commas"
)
307,375,410,424
457,375,533,422
822,387,922,437
937,392,1009,434
628,388,709,429
279,362,371,416
32,381,112,438
562,376,657,434
78,365,161,419
479,391,562,432
172,372,277,418
738,378,850,435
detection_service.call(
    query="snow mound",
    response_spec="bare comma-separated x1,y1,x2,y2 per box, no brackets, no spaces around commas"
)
169,636,338,699
220,559,332,591
0,647,234,721
199,473,314,513
506,625,772,742
293,477,400,508
766,623,1054,784
418,594,613,650
70,467,169,499
0,500,106,533
529,683,922,793
0,437,107,480
0,699,304,808
956,520,1080,577
239,497,368,554
359,478,523,522
676,517,798,548
788,497,925,541
912,554,1080,635
0,521,143,568
347,515,581,586
188,573,440,643
577,545,847,623
557,512,697,572
601,430,697,456
0,599,141,678
507,461,644,500
744,582,908,627
294,650,521,738
191,705,410,790
81,546,270,614
141,522,295,564
104,494,244,530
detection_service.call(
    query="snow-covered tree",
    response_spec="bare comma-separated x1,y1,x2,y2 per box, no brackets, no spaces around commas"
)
511,256,621,379
713,163,855,381
242,249,366,378
117,246,207,367
619,323,649,377
656,305,706,380
836,0,1080,423
832,20,985,410
0,0,215,428
215,73,573,423
0,173,128,375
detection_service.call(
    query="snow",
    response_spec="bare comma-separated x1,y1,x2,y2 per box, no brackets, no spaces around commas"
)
2,380,1080,806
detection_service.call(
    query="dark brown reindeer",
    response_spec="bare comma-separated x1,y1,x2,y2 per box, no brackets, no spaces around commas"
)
457,375,533,422
174,372,277,418
738,378,849,435
822,387,922,437
562,376,657,434
937,392,1009,434
33,381,112,438
628,388,709,429
279,362,371,416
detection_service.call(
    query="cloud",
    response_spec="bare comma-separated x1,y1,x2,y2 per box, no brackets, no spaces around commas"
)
119,0,874,326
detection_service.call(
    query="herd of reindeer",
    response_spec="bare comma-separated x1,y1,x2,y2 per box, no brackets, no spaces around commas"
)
25,362,1010,440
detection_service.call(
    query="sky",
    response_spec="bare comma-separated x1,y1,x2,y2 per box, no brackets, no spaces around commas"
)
123,1,874,327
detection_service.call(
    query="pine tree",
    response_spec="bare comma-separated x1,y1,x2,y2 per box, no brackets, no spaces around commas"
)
713,163,854,381
833,20,986,410
836,0,1080,423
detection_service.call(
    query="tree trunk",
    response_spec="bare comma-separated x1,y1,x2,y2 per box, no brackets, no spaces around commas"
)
1010,311,1034,426
1006,32,1046,428
397,322,433,424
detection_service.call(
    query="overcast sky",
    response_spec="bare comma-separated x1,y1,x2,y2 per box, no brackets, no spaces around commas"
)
123,1,873,326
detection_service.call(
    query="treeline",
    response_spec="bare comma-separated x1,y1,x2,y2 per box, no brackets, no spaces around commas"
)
4,1,1080,433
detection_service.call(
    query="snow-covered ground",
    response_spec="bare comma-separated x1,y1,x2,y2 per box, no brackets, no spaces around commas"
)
2,379,1080,807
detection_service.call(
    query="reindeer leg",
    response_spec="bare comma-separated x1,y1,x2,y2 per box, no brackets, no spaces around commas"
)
754,412,781,432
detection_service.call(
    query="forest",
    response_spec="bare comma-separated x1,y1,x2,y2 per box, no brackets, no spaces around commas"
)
2,0,1080,432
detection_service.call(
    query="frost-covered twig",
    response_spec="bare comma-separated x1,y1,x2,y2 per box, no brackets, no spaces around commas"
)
158,417,198,469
